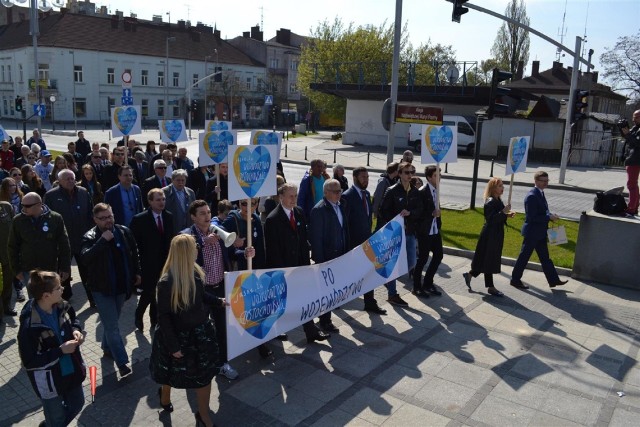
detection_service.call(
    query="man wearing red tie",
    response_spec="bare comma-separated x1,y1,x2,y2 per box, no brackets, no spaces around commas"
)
129,188,175,332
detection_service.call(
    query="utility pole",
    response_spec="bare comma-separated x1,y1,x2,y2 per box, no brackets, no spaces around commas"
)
385,0,402,164
559,36,582,184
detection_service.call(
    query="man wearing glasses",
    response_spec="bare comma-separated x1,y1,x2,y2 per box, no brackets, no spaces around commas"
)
8,192,71,300
142,160,171,207
101,147,128,191
379,162,423,307
81,203,141,378
511,171,568,289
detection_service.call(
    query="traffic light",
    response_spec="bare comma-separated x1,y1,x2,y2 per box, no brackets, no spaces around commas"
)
572,90,589,123
15,96,22,112
449,0,469,23
191,100,197,112
487,68,513,120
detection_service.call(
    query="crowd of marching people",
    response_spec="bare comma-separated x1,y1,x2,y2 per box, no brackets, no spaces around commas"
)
1,130,569,427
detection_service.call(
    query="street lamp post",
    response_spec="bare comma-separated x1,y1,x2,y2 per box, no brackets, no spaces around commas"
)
30,0,42,136
204,55,212,120
69,50,77,131
49,94,56,131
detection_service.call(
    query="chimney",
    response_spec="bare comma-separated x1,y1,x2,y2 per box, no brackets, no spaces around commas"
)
592,71,599,83
115,10,123,19
515,60,524,81
152,15,163,23
276,28,292,46
532,60,540,76
214,29,221,39
552,61,562,70
177,20,186,29
243,31,250,38
250,25,263,41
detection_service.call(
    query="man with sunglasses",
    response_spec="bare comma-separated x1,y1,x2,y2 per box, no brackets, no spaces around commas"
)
8,192,71,300
379,162,423,307
511,171,568,289
142,159,171,207
101,147,128,191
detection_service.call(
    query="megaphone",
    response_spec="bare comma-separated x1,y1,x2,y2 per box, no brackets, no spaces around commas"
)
210,224,237,247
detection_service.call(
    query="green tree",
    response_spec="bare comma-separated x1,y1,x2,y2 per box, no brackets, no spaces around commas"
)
600,31,640,100
480,58,499,84
490,0,530,76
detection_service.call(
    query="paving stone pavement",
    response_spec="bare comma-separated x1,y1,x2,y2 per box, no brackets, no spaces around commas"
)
2,253,639,426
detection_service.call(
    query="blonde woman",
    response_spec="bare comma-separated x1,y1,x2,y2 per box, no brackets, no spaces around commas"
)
149,234,227,427
463,177,515,296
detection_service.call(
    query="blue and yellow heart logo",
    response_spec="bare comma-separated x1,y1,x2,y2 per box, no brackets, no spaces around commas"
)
233,145,271,198
203,130,234,163
425,125,454,162
251,131,279,145
361,221,403,278
114,106,137,135
206,121,229,132
231,271,287,339
161,120,183,142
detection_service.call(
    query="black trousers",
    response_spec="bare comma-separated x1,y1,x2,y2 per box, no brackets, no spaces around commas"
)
208,283,229,365
413,233,443,290
135,288,157,326
469,270,494,288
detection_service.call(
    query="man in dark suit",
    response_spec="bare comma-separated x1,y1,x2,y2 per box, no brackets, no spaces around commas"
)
309,179,349,333
103,165,143,226
129,188,175,332
101,146,128,191
343,166,386,315
142,159,171,207
413,165,444,297
132,150,149,184
511,171,568,289
265,183,330,343
163,169,196,232
205,163,229,209
187,161,214,200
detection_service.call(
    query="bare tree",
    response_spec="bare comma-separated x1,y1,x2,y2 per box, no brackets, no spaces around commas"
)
490,0,530,76
600,31,640,101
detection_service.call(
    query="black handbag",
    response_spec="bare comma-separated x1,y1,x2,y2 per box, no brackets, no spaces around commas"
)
593,192,627,215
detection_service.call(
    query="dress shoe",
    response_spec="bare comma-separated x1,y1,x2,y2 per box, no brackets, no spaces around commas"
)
387,294,409,306
134,318,144,332
510,280,529,289
258,344,273,359
550,280,568,288
306,331,330,343
157,387,174,412
487,287,504,297
411,289,430,298
463,272,472,290
364,304,387,314
320,322,339,333
3,308,17,316
425,286,442,296
118,364,132,378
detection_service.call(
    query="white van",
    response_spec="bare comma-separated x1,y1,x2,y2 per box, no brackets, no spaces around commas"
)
408,115,476,156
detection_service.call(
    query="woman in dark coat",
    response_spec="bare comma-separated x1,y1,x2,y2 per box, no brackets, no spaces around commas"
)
149,234,226,427
463,177,515,296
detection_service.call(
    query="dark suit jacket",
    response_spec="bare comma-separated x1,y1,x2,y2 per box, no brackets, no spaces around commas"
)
132,161,149,184
101,163,127,191
187,167,214,200
309,198,349,263
103,184,143,226
142,175,171,207
343,185,372,249
163,185,196,231
522,187,550,238
205,174,229,204
416,184,442,236
129,209,175,291
264,204,311,268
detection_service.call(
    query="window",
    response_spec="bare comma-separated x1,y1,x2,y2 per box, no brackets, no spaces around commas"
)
9,98,14,116
157,99,164,118
6,65,11,82
141,99,148,117
458,122,474,136
3,98,7,115
141,70,148,86
108,97,115,112
158,71,165,87
74,98,87,118
289,83,297,94
193,73,199,86
173,72,179,87
38,64,49,80
19,64,23,82
74,65,83,83
172,104,179,117
290,60,298,71
246,77,251,90
107,68,115,84
270,58,279,69
1,65,5,82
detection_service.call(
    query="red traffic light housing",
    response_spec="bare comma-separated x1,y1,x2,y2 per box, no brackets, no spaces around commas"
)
448,0,469,23
487,68,513,120
572,90,589,123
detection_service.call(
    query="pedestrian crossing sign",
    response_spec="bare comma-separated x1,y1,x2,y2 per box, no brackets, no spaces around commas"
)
264,95,273,105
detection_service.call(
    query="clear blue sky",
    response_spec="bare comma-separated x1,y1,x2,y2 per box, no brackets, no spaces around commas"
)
97,0,637,90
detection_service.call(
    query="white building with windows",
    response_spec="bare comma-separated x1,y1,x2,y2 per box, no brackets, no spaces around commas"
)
0,8,269,127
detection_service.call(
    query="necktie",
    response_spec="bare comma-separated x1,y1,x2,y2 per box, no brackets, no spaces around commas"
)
361,190,368,215
157,215,164,234
161,178,166,187
289,210,296,231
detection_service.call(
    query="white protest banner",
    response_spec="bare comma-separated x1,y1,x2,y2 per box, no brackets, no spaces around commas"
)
197,130,237,167
204,120,232,132
158,120,188,143
111,105,141,137
0,125,9,142
225,215,408,359
227,144,278,200
421,124,458,164
505,136,530,176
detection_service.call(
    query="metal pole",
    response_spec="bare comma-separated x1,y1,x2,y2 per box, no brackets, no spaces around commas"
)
188,88,192,138
204,56,208,121
164,37,169,120
470,114,485,209
559,36,582,184
30,0,41,135
385,0,402,164
70,50,77,131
